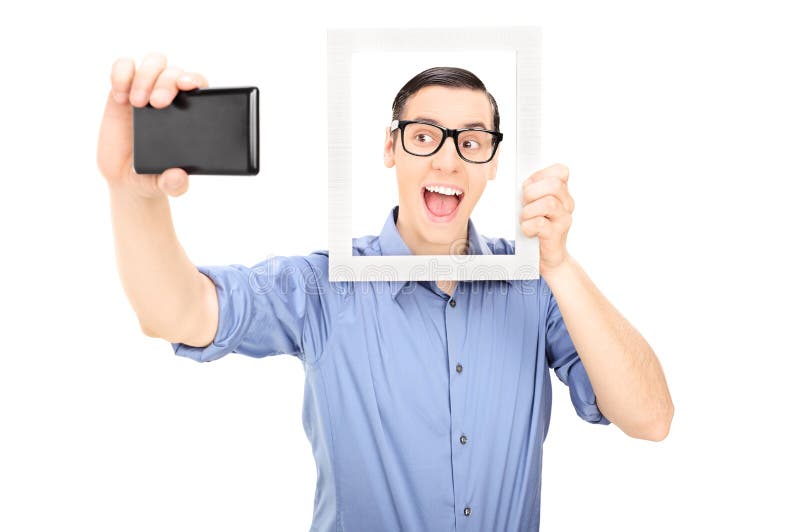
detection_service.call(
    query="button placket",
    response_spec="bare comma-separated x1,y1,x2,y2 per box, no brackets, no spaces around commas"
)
446,286,470,527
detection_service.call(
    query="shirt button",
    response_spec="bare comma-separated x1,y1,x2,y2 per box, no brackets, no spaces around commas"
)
456,363,463,373
464,507,472,517
449,298,456,308
460,434,468,445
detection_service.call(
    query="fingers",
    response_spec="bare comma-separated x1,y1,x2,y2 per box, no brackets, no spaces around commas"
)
107,51,211,116
157,168,190,197
520,213,573,241
521,215,554,239
520,203,571,243
111,51,209,110
110,57,136,104
526,163,570,184
129,52,168,107
150,66,183,109
520,194,571,223
151,69,210,108
521,176,574,214
176,71,209,91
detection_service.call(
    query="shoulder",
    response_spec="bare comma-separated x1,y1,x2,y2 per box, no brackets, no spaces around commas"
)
304,248,330,270
294,249,330,292
300,236,380,295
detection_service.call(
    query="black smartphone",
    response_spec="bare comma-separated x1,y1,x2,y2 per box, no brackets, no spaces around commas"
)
132,87,259,175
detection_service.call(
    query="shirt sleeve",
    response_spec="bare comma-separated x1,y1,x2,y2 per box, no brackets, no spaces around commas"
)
544,282,611,425
171,255,321,363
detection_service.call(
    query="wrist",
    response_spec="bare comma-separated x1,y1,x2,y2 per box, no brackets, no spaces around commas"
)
106,170,164,202
106,179,167,210
541,253,576,284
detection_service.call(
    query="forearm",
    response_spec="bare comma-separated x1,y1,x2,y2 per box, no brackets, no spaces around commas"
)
107,182,208,340
543,255,674,441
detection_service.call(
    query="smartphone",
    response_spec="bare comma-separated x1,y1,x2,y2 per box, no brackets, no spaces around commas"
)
133,87,259,175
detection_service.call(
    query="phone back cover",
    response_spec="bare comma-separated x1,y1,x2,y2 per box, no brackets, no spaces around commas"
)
133,87,259,175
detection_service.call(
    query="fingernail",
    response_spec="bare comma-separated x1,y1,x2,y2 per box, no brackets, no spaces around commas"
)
178,74,193,84
113,92,128,104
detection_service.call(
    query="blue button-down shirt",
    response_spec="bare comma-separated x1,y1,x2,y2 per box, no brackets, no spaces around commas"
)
172,205,610,532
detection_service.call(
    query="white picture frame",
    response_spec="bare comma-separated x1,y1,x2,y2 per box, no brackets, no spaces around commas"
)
327,26,541,282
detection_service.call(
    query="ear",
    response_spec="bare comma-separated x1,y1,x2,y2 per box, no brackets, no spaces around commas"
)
384,126,396,168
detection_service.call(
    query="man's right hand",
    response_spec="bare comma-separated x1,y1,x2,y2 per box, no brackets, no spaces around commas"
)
96,52,209,198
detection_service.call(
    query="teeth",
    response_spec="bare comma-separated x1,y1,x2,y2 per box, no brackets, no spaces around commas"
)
425,185,463,196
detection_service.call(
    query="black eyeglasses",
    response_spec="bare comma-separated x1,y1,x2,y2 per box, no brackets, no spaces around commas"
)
390,119,503,164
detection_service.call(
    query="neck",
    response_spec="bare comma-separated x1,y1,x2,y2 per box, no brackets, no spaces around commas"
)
396,207,469,255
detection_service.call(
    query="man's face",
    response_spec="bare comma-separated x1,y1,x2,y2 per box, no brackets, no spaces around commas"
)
383,85,500,253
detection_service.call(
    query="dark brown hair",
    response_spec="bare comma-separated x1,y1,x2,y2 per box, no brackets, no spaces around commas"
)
390,66,500,133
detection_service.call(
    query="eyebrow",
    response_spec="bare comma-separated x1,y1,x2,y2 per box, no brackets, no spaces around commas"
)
411,116,489,129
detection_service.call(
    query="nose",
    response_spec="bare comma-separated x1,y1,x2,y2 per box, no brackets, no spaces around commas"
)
431,135,461,173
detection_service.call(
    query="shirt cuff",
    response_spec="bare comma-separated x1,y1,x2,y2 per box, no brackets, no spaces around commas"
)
567,358,611,425
171,264,247,363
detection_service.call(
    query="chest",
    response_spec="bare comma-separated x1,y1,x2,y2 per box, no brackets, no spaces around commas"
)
326,281,544,411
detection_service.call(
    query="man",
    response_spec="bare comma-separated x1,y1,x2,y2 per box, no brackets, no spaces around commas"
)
98,53,673,532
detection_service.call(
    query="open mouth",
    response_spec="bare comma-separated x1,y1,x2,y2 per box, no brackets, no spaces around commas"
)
420,184,464,223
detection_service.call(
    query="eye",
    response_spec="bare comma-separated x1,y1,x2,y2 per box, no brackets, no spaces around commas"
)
461,139,480,150
415,133,434,143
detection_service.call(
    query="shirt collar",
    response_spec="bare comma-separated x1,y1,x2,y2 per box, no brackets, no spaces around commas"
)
377,205,512,300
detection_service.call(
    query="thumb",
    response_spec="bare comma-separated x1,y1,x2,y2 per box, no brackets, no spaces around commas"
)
157,168,190,197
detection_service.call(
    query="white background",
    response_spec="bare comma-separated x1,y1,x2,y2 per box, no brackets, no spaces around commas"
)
1,1,798,531
351,49,517,243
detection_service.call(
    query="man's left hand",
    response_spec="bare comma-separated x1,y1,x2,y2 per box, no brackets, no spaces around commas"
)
520,163,574,278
